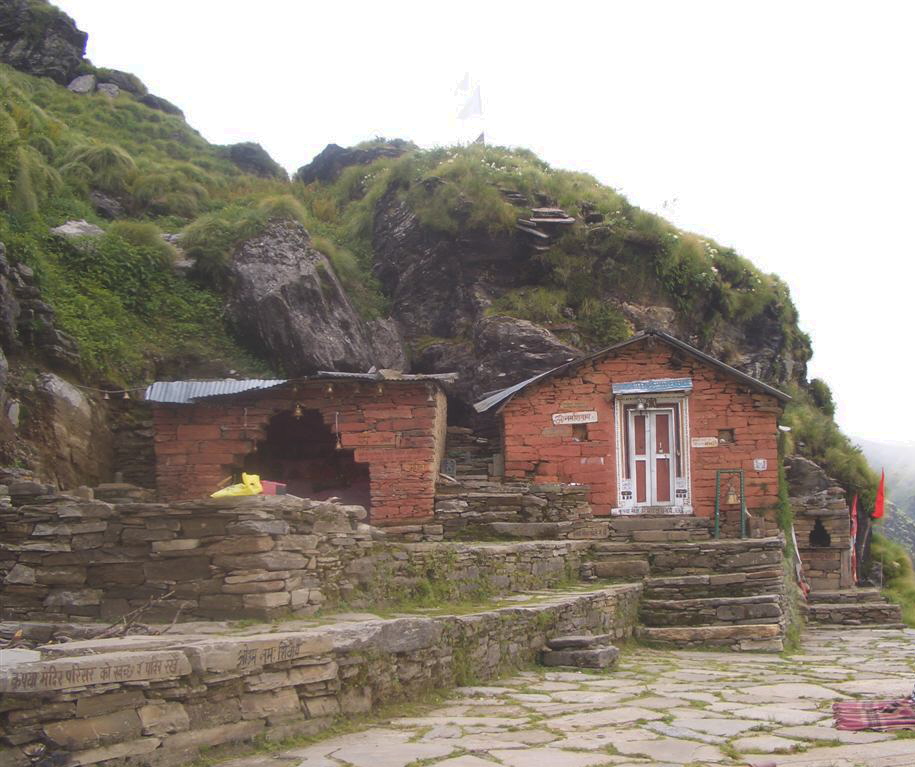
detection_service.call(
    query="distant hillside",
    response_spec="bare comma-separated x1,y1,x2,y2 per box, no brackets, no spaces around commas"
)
857,437,915,558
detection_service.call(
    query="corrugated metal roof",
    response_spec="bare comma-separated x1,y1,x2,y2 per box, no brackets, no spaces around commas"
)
144,371,458,405
473,330,790,413
144,379,288,404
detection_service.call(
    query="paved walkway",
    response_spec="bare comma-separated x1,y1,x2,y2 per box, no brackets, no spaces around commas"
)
220,627,915,767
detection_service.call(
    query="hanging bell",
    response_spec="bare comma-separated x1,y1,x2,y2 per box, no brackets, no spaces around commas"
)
726,484,739,505
292,403,304,419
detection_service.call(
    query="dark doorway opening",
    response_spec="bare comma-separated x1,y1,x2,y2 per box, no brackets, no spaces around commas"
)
243,409,370,511
809,517,832,548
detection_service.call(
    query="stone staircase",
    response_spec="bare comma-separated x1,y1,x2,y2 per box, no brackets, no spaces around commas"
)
804,588,904,628
584,536,788,650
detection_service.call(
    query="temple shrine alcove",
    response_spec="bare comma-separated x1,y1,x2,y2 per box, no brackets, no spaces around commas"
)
243,408,371,510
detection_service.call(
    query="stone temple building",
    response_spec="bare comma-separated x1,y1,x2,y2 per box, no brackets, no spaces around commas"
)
144,371,452,525
475,329,789,528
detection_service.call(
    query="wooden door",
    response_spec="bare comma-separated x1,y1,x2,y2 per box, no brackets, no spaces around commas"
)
628,408,675,507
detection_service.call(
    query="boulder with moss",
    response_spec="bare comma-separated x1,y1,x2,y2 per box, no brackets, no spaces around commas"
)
295,139,411,184
227,219,403,374
223,142,287,180
0,0,87,84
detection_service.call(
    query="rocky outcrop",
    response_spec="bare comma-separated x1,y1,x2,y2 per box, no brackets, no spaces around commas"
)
0,0,87,84
295,140,411,184
415,316,578,404
139,93,184,117
94,67,147,95
223,142,287,180
227,220,404,374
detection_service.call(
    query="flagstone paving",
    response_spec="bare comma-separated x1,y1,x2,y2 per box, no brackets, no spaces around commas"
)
219,627,915,767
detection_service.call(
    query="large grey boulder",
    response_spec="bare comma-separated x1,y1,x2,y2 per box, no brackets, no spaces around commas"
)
414,316,579,405
95,82,120,99
227,220,404,374
139,93,184,117
0,0,87,84
295,140,411,184
36,373,112,487
67,74,96,93
224,142,287,180
50,220,104,238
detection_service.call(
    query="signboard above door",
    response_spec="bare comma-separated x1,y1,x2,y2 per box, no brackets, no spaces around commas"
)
551,410,598,425
612,378,693,396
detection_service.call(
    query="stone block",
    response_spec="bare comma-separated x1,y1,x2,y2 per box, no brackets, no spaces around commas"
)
205,536,275,555
592,559,650,578
242,591,290,609
35,566,86,585
304,695,341,718
138,702,189,736
65,736,160,766
44,709,142,749
76,690,146,718
541,646,619,669
226,519,290,535
151,539,200,553
546,634,611,650
211,551,307,571
162,719,263,751
143,557,212,582
222,579,285,594
87,563,145,587
239,688,301,719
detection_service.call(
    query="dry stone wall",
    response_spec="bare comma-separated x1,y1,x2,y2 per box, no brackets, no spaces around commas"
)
0,584,641,767
1,488,604,623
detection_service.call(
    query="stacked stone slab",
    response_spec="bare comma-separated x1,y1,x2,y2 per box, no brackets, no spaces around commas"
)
586,537,788,650
541,633,620,669
787,456,902,626
431,479,603,540
0,583,641,767
0,490,372,622
804,588,903,627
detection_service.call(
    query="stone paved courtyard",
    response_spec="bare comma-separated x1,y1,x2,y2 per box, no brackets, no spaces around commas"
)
217,627,915,767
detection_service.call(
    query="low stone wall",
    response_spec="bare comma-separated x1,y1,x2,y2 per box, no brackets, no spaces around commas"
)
0,490,374,622
347,540,591,604
0,584,641,767
1,488,599,623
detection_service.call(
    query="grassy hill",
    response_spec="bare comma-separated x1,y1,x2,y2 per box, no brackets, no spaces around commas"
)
0,0,882,512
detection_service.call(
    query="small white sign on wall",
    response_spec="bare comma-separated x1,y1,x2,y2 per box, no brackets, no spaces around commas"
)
753,458,768,471
691,437,719,448
552,410,598,425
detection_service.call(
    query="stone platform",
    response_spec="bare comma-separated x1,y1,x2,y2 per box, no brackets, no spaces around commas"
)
0,584,641,767
125,626,913,767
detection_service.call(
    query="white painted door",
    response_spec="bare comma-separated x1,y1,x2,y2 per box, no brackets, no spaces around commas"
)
628,408,675,507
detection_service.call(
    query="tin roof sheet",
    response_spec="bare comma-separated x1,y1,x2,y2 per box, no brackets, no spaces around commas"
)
144,371,458,405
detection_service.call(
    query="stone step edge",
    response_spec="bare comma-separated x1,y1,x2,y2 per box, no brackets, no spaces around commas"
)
804,602,900,611
640,594,784,608
807,622,906,630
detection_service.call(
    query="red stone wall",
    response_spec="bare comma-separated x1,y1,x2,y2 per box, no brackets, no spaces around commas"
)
151,381,444,525
501,341,781,518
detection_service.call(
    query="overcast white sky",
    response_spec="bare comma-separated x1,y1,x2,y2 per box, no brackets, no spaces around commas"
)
55,1,915,442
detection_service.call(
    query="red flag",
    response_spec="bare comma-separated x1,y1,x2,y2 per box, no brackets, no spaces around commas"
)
850,495,858,584
872,470,885,519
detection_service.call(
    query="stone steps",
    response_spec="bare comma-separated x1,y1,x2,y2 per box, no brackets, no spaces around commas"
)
804,600,903,627
641,571,785,600
807,588,884,604
587,536,784,577
639,593,785,627
636,622,784,652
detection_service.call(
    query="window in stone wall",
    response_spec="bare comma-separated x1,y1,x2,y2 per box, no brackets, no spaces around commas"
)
809,517,832,548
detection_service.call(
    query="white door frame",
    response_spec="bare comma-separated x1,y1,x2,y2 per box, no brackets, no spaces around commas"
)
614,394,692,515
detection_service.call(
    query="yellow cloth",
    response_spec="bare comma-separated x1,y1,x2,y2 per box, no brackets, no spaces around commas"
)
210,473,263,498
